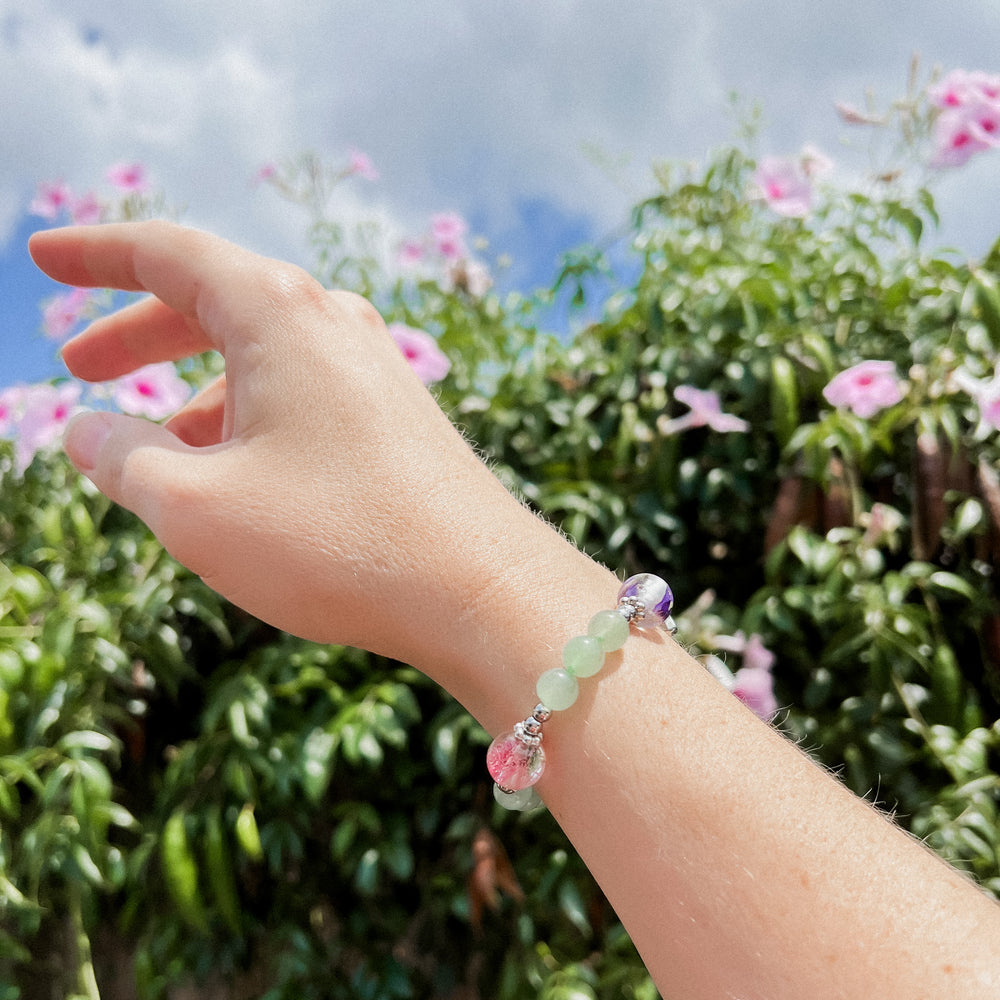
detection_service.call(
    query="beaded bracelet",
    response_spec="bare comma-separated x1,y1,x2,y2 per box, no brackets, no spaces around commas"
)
487,573,677,811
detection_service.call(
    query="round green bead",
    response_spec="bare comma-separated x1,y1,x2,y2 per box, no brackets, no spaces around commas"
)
587,609,630,651
536,668,579,710
494,784,538,811
562,634,605,678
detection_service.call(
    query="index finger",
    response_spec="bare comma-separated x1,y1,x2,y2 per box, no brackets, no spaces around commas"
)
28,220,296,355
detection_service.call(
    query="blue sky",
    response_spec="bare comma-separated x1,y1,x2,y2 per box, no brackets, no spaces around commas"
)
3,0,1000,390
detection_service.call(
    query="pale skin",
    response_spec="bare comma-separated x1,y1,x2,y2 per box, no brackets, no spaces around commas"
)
29,221,1000,999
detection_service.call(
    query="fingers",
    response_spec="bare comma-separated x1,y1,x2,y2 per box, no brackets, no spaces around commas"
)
29,221,238,316
30,221,320,356
63,411,214,555
61,295,216,382
165,375,228,447
29,224,151,293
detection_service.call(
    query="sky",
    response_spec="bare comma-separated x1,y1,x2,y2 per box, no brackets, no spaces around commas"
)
2,0,999,386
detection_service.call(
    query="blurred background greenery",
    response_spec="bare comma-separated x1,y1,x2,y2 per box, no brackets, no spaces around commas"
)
2,77,1000,999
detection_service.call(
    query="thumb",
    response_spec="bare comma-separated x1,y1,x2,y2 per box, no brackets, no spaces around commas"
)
64,411,206,541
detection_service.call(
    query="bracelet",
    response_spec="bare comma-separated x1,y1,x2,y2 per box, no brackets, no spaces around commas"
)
487,573,677,811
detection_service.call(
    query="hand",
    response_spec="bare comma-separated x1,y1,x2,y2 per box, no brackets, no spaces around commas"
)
29,221,529,669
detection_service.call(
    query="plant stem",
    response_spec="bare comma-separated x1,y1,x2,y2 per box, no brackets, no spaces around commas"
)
69,882,102,1000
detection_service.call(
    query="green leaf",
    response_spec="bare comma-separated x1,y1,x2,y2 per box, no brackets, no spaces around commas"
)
556,878,591,937
927,572,975,601
204,808,242,934
71,843,105,887
57,731,115,755
234,803,264,862
970,271,1000,352
300,727,336,803
951,498,984,541
354,847,380,896
160,810,210,933
769,355,799,449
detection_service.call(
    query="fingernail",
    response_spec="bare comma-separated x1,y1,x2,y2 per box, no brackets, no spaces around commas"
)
65,413,112,473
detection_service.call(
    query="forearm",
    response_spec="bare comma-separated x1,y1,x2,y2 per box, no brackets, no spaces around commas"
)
423,500,1000,1000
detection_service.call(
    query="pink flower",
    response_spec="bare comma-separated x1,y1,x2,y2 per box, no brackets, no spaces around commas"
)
861,502,904,548
710,630,778,721
387,323,451,384
732,664,779,722
926,69,1000,168
106,162,149,193
741,633,776,673
0,385,29,437
430,212,468,260
968,99,1000,145
931,99,1000,168
253,163,278,185
110,363,191,419
347,149,378,181
30,181,73,219
974,72,1000,102
657,385,749,435
822,360,904,418
12,382,82,473
928,69,1000,108
398,239,425,268
41,287,95,341
70,191,104,225
981,396,1000,431
751,157,813,218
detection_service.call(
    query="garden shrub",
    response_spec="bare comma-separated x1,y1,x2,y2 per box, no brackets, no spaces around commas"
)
2,69,999,999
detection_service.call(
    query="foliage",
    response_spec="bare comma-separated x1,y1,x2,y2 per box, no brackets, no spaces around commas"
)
3,73,1000,998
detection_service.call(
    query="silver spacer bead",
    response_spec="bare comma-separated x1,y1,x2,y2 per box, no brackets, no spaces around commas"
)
522,718,543,737
664,615,678,635
532,704,552,723
617,597,645,622
513,720,542,747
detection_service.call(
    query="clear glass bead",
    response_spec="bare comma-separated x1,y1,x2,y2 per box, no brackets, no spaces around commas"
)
487,731,545,790
536,668,579,710
617,573,674,627
587,609,630,651
562,634,604,678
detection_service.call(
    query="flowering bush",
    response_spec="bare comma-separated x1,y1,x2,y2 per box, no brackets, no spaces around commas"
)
2,68,1000,1000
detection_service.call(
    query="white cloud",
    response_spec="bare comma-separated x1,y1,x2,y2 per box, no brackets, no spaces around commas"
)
2,0,999,270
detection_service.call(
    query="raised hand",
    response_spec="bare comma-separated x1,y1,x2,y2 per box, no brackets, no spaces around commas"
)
29,221,534,668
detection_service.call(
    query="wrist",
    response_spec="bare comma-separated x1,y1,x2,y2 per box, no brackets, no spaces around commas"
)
413,492,621,737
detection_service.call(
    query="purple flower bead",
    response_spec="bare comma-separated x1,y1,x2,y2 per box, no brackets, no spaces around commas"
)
617,573,674,626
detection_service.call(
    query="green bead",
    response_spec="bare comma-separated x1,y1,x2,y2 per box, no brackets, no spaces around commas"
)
536,668,579,710
494,785,538,811
587,609,630,652
562,635,605,678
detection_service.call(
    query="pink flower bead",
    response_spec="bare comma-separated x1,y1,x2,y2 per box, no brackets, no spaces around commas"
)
486,731,545,791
